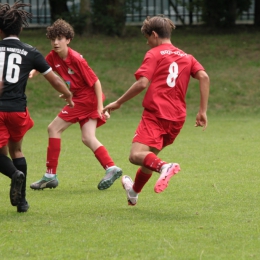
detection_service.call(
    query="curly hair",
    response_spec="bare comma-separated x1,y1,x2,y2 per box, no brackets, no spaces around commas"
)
0,1,32,36
141,15,176,38
46,19,74,40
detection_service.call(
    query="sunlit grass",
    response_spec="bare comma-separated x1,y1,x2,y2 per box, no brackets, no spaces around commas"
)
0,114,260,259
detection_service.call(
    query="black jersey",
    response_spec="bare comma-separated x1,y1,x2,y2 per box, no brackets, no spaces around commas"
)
0,37,52,112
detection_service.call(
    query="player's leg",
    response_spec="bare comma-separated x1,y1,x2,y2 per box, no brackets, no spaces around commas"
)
81,118,122,190
122,113,182,205
1,110,33,211
8,139,29,212
30,116,72,190
0,114,17,178
8,110,34,211
0,146,24,207
0,149,24,208
133,140,180,194
122,143,156,206
153,120,184,193
0,146,17,178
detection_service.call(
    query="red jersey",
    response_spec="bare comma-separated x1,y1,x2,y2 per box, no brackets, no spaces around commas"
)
46,48,101,106
135,43,204,121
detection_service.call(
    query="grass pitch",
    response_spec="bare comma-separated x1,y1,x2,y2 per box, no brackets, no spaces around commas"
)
0,114,259,259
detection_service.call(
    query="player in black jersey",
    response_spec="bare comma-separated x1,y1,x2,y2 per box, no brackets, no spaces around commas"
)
0,1,74,212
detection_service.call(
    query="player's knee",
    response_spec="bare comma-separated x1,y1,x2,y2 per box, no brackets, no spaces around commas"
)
129,153,138,164
81,136,91,146
47,124,53,134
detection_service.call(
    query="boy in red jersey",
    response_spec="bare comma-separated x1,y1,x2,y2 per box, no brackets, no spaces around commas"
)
103,16,210,206
0,2,73,212
30,19,122,190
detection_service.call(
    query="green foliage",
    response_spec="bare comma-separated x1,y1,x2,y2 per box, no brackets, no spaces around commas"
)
193,0,252,27
90,0,125,36
60,3,89,35
90,0,141,36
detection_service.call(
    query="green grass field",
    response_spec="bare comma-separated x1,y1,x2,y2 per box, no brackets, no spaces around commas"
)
0,27,260,259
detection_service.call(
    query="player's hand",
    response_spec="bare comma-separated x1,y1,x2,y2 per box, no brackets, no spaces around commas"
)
195,112,207,130
59,93,74,108
104,111,110,119
103,101,121,114
97,105,110,120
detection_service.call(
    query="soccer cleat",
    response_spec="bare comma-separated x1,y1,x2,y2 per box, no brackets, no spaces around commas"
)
121,175,138,206
154,163,181,193
17,199,30,213
30,175,59,190
10,170,25,206
97,166,122,190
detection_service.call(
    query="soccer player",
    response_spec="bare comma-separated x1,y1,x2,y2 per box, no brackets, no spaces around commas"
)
0,1,73,212
30,19,122,191
103,15,210,206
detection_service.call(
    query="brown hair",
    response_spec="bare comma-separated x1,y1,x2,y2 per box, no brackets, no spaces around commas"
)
46,19,74,40
0,1,32,36
141,15,176,38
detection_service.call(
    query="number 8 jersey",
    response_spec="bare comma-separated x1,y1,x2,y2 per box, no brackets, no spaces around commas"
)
134,43,204,121
0,37,51,112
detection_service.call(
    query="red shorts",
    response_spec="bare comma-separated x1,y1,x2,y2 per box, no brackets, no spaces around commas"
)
58,103,106,128
0,108,34,148
132,110,185,150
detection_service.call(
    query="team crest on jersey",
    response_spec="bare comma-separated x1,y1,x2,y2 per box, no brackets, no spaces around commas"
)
68,68,74,74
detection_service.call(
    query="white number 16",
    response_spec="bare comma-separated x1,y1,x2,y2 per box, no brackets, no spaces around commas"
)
166,62,178,88
0,52,21,83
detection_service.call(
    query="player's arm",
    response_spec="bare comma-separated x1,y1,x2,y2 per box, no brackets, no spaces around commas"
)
44,71,74,108
103,76,149,113
29,69,40,78
194,70,210,130
93,79,104,118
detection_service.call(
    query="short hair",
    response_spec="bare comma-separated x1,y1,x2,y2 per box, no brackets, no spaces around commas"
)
141,15,176,38
46,19,74,40
0,1,32,36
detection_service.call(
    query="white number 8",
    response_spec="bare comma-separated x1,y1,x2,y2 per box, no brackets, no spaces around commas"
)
166,62,178,88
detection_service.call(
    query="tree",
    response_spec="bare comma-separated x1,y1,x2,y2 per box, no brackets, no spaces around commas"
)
49,0,69,21
255,0,260,26
80,0,91,32
196,0,252,27
91,0,126,36
48,0,89,35
169,0,185,25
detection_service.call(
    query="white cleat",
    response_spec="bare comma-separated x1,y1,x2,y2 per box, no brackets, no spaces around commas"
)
121,175,138,206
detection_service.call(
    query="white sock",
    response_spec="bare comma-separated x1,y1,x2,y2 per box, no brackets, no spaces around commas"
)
45,173,56,178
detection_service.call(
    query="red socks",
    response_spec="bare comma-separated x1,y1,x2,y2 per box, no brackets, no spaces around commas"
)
46,138,61,174
131,153,167,193
132,168,152,193
94,146,115,170
46,142,114,174
143,153,166,172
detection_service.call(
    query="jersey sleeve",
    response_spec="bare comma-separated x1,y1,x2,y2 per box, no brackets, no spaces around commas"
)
134,51,157,81
33,49,52,74
77,59,98,87
190,56,205,78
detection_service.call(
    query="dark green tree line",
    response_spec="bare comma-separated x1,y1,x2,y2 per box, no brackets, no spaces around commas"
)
47,0,258,35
